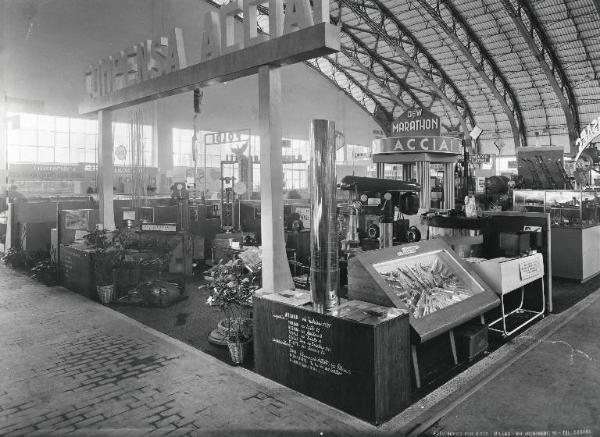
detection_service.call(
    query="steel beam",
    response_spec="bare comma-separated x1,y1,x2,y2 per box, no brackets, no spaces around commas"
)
339,45,409,111
340,27,427,107
500,0,580,153
339,0,476,138
307,57,393,134
414,0,527,149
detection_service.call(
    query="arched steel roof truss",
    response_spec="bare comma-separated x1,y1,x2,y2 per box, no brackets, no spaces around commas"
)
340,25,429,109
413,0,528,149
337,0,476,137
339,45,410,112
500,0,580,151
307,56,394,134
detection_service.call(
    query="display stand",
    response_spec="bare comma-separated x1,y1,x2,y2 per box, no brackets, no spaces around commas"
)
481,211,552,312
348,239,499,388
468,253,545,336
254,290,411,424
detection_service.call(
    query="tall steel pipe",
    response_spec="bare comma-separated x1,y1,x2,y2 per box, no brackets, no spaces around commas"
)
309,120,339,313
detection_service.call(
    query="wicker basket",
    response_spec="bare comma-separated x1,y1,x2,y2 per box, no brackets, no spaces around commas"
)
227,339,252,365
96,285,115,305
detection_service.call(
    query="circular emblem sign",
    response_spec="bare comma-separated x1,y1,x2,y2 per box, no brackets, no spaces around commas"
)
115,145,127,161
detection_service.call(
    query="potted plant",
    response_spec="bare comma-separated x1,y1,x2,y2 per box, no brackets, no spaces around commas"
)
90,230,124,305
205,258,258,364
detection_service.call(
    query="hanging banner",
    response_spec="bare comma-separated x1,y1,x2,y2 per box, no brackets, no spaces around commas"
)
391,107,441,137
373,136,461,155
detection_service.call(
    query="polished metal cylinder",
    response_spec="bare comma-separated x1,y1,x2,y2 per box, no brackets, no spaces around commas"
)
309,120,339,313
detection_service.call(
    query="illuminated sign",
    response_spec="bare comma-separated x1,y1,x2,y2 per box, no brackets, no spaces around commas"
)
373,136,461,155
84,0,330,100
391,107,441,137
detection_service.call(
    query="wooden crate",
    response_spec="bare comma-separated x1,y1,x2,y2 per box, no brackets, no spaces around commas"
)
254,291,411,424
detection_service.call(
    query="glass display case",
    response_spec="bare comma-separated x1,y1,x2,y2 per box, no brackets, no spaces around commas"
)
513,189,600,228
373,250,485,319
348,239,499,342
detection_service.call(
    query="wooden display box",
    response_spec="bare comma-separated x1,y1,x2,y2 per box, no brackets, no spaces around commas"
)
466,253,544,295
348,239,500,343
254,290,411,425
454,323,488,362
59,244,96,299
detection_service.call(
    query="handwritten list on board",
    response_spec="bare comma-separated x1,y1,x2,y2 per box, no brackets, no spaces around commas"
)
272,311,351,376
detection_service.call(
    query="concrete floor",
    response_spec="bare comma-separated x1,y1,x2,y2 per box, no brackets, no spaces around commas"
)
1,263,599,436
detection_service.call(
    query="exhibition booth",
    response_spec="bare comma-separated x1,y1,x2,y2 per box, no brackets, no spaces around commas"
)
0,2,567,426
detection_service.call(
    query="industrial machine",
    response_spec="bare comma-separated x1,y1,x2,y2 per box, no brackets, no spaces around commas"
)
338,176,421,251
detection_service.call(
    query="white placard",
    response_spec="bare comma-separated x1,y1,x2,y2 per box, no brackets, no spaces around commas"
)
519,256,542,281
141,223,177,233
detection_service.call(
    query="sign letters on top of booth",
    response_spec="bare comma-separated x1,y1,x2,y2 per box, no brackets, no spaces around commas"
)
83,0,332,103
391,107,441,137
373,136,461,155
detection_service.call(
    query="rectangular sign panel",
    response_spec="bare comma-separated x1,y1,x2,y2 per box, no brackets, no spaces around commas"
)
373,136,461,155
391,107,441,137
141,223,177,233
204,129,250,146
470,154,491,164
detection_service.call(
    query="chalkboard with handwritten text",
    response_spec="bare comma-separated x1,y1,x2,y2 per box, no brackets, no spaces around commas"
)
254,293,411,424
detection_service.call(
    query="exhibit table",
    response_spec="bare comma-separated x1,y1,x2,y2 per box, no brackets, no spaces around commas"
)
348,239,500,388
467,253,545,336
254,290,411,424
514,189,600,282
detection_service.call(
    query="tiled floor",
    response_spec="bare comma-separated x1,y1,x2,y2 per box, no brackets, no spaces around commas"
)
0,265,373,436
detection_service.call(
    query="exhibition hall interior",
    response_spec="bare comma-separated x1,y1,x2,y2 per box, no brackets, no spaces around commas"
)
1,0,599,435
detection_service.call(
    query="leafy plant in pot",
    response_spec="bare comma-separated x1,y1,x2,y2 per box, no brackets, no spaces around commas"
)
91,230,125,305
205,258,258,365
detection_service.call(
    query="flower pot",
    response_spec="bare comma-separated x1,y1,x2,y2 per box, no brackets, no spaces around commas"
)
227,339,252,365
208,318,253,346
217,318,253,337
96,284,114,305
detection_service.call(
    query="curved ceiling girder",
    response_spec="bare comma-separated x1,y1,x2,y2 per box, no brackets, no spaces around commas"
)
413,0,527,149
340,25,428,109
339,45,409,112
499,0,580,153
338,0,476,138
307,57,394,134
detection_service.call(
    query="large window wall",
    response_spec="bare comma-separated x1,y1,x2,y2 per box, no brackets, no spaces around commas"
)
171,127,374,193
6,112,153,166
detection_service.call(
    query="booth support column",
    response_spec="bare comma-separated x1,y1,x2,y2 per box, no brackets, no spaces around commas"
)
416,161,431,210
443,162,455,209
98,110,115,230
258,65,294,292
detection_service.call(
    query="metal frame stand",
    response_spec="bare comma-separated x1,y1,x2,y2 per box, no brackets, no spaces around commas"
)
486,277,545,337
412,329,458,390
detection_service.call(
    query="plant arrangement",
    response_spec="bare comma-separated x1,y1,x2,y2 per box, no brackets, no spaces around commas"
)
1,247,29,270
82,230,124,287
30,257,58,285
205,258,259,343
